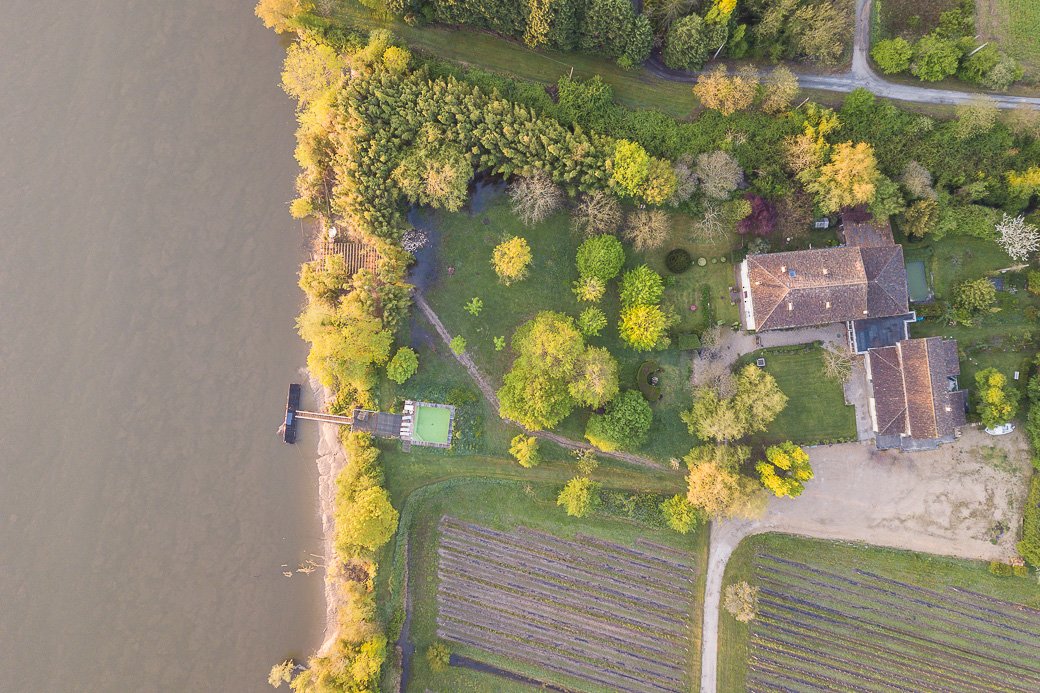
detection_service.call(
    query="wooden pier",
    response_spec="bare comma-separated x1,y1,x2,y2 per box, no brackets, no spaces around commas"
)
292,410,354,426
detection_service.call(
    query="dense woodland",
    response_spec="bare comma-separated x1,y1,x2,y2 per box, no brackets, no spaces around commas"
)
257,1,1040,690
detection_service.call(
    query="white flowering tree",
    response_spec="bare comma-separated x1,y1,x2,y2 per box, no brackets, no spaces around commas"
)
996,214,1040,261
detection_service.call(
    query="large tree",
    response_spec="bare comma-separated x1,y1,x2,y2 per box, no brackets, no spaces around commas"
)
912,33,961,82
975,368,1018,429
693,66,758,116
662,14,721,71
807,141,880,213
871,38,912,74
684,444,766,519
335,485,399,554
569,347,620,409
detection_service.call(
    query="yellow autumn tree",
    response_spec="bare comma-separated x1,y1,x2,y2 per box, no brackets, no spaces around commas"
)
807,141,879,213
693,66,759,116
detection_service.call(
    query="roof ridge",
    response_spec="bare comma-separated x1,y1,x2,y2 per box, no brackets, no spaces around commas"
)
865,246,905,309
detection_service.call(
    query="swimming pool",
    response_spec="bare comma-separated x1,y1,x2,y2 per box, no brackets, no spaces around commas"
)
905,260,931,303
412,404,453,445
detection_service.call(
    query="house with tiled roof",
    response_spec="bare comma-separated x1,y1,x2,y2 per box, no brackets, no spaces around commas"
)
866,337,967,450
734,217,967,451
737,245,909,332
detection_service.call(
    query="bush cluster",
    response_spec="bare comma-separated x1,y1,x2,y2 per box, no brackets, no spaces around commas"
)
871,5,1023,89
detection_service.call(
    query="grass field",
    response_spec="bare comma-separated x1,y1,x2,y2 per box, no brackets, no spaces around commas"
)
420,191,740,462
392,479,708,692
718,533,1040,693
977,0,1040,81
735,345,858,446
874,0,961,40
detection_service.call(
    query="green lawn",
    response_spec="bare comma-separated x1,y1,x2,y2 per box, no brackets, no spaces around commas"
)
718,533,1040,693
903,235,1037,410
735,345,858,446
387,479,709,692
421,192,740,462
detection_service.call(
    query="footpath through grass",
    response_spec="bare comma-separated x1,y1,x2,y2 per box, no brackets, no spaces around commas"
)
421,192,740,462
718,533,1040,693
735,344,858,446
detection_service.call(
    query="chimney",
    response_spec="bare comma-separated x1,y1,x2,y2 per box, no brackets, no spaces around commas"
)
787,302,794,311
780,265,787,273
825,301,831,309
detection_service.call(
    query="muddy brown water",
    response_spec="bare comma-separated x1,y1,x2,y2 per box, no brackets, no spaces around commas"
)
0,2,324,691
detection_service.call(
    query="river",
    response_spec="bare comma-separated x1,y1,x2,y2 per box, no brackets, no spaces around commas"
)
0,2,324,691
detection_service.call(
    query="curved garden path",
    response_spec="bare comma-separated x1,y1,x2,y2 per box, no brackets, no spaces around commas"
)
413,292,665,470
646,0,1040,109
698,428,1033,692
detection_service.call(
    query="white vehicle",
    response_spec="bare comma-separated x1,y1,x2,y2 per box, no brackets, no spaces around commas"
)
984,423,1015,436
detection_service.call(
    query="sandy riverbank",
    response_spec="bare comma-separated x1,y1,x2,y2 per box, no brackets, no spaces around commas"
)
310,380,349,655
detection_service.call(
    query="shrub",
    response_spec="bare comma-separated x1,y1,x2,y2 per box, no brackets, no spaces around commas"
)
872,37,912,74
385,346,419,384
974,368,1018,429
557,476,601,517
425,641,451,671
464,297,483,316
449,335,467,355
585,390,653,451
577,306,608,336
509,434,541,468
619,304,670,351
619,265,665,307
988,561,1013,577
608,140,651,196
492,236,532,285
576,234,625,281
1028,270,1040,297
661,494,701,534
665,248,692,273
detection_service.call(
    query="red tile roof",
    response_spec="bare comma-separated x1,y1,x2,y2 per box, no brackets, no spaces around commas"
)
868,338,966,440
745,245,908,331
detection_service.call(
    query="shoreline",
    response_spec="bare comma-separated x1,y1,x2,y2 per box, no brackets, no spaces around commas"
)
310,379,348,656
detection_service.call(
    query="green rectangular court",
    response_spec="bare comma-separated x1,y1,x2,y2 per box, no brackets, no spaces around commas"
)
411,403,454,447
